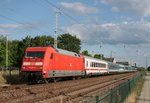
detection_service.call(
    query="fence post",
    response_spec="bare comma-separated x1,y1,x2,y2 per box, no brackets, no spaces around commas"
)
110,89,113,103
128,79,131,93
96,96,100,103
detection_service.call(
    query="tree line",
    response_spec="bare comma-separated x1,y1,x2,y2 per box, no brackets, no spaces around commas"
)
0,33,103,68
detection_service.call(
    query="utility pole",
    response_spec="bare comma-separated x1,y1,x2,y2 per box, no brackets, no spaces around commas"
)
54,11,60,49
100,42,102,59
146,56,148,69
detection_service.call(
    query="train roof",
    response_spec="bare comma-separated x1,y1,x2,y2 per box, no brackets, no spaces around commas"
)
83,55,107,62
26,46,81,57
56,48,80,57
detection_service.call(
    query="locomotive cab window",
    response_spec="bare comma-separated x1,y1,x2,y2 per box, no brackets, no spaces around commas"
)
25,51,45,58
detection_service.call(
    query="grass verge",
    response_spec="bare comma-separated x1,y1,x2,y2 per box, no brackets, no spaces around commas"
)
124,73,145,103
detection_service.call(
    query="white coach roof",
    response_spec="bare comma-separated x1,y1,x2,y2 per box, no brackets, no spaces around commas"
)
56,48,80,57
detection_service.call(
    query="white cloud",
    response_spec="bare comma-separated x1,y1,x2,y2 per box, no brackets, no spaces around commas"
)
62,21,150,45
101,0,150,17
120,16,132,21
144,53,150,57
0,22,45,34
60,2,98,15
0,24,20,29
0,24,19,35
0,29,8,35
22,22,44,30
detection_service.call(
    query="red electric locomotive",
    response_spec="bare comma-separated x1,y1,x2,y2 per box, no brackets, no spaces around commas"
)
21,46,85,83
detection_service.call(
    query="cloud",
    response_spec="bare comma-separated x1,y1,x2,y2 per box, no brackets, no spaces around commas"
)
0,22,41,30
60,2,98,15
101,0,150,17
0,21,46,34
0,29,8,35
21,22,45,30
62,21,150,45
0,24,20,29
0,24,20,35
144,53,150,57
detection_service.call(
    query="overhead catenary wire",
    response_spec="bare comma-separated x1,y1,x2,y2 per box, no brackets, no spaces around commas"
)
33,0,95,39
0,0,101,44
44,0,100,45
44,0,80,24
0,14,26,25
0,13,50,35
0,1,54,35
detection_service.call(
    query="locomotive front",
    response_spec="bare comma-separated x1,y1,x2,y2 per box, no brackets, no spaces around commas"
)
21,47,50,83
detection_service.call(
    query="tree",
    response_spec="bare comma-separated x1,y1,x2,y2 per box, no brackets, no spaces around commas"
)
16,35,54,67
94,54,101,59
17,36,32,67
94,54,104,59
58,33,81,53
9,40,20,67
0,35,6,67
0,35,20,67
81,50,92,57
137,67,146,71
31,35,54,47
147,66,150,71
1,34,80,67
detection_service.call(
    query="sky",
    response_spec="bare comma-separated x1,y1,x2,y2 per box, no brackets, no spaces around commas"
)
0,0,150,67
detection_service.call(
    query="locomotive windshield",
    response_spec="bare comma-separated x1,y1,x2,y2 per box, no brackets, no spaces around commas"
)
25,51,45,58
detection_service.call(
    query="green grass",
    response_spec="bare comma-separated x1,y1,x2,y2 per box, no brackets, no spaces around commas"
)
124,72,145,103
136,77,145,96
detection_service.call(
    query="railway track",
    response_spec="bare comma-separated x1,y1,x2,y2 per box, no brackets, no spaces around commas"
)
0,72,136,103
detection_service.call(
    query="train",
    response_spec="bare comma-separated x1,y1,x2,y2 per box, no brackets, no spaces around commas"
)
21,46,135,83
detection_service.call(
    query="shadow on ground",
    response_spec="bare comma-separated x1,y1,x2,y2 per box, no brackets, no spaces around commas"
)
1,72,26,84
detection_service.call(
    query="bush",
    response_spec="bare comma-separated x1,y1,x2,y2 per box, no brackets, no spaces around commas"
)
147,66,150,71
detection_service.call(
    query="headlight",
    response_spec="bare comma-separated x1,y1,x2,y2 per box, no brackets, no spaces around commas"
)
35,62,43,66
23,62,30,66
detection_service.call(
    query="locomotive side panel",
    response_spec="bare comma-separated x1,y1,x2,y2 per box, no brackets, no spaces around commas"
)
47,53,85,78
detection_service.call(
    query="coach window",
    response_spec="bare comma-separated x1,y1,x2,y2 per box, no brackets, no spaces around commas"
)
98,63,100,67
90,62,92,67
101,63,106,68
